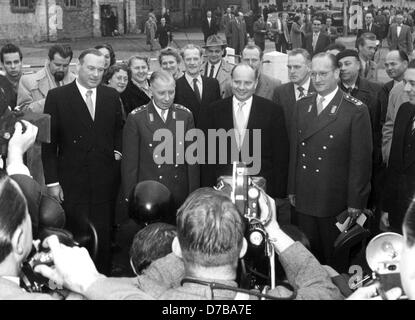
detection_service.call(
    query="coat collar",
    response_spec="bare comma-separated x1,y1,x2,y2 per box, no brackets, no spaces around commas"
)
300,88,344,141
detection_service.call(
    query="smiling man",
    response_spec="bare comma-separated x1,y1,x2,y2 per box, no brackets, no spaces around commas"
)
288,52,373,268
174,44,221,125
122,70,199,215
42,48,123,275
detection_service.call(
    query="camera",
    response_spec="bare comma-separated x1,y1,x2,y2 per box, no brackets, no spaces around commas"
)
216,162,269,248
0,93,50,157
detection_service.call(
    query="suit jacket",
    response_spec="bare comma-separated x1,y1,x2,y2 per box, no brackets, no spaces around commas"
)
201,59,233,98
324,26,339,43
356,23,382,44
383,102,415,229
201,17,217,39
42,81,123,204
228,19,247,54
0,74,16,108
223,14,234,38
155,23,171,48
121,81,151,115
387,24,413,54
303,32,331,57
359,59,378,82
273,81,316,138
288,89,373,217
198,95,289,198
121,101,199,210
17,66,76,113
174,75,221,126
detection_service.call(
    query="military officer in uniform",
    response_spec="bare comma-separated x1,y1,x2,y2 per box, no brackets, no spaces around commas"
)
121,70,199,222
288,53,373,266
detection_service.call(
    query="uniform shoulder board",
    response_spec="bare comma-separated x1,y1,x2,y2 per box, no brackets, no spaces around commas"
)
344,94,364,107
174,104,192,114
131,104,148,115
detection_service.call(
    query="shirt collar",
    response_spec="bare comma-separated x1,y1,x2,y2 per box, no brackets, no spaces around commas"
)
294,77,311,92
75,80,97,96
317,86,338,104
233,95,253,107
185,73,202,85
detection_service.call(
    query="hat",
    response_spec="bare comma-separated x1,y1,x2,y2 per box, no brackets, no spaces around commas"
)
336,49,359,63
203,35,227,48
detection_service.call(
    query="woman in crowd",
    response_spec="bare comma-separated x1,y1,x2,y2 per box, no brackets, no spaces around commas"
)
103,62,129,122
145,15,157,51
95,43,116,71
121,56,151,115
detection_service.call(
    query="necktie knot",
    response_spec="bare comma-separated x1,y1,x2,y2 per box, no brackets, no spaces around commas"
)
238,101,246,111
161,109,168,122
86,90,92,97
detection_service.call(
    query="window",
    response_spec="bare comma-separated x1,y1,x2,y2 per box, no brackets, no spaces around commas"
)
143,0,150,7
64,0,79,8
11,0,36,13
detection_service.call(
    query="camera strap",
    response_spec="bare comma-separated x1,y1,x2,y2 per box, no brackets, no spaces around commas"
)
180,278,297,300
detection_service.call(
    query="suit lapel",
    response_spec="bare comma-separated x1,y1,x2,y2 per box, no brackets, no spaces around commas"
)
69,81,94,129
301,89,343,140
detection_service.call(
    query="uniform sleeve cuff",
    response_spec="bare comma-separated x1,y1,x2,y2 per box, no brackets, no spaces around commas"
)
47,182,60,187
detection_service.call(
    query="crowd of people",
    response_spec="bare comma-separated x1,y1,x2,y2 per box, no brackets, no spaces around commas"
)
1,3,415,300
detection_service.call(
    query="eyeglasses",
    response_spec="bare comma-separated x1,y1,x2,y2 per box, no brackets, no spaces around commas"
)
310,71,332,79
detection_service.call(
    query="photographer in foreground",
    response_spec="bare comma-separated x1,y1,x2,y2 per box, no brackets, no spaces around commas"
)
34,188,342,300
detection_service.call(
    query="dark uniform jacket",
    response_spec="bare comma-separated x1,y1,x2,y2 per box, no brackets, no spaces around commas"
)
198,95,289,199
0,74,16,108
174,75,221,126
42,81,123,204
288,88,373,218
383,102,415,230
120,81,151,115
121,101,200,209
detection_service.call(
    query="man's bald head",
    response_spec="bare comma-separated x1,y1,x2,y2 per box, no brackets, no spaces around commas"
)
231,64,258,102
385,50,409,81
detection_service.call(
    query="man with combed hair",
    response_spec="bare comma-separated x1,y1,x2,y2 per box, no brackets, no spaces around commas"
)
17,45,76,186
122,70,199,214
42,48,123,275
34,188,343,300
174,44,221,125
0,43,23,106
289,52,373,268
357,33,379,82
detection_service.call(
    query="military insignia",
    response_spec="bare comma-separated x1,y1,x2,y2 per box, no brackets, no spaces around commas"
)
330,105,337,114
308,105,312,113
175,104,192,114
149,113,154,122
131,105,148,115
344,94,363,106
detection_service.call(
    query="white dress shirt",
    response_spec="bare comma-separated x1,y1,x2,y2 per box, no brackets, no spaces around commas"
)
294,77,311,101
397,25,402,37
233,96,253,132
206,61,221,78
207,17,211,28
76,80,97,112
185,73,203,98
153,100,169,122
316,86,339,112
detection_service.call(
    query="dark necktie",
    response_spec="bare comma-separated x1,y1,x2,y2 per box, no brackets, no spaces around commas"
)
297,86,305,99
193,78,201,103
209,64,215,78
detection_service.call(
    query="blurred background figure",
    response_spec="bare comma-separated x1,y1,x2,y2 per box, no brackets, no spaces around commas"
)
253,14,267,52
145,14,157,51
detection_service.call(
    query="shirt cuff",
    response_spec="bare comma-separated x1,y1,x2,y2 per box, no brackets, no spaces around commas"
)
6,163,32,177
47,182,60,187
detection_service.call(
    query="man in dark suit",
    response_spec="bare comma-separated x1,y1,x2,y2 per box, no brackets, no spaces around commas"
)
355,12,382,47
387,14,413,55
383,62,415,233
303,18,331,57
201,10,217,44
288,53,373,266
228,12,248,55
155,17,171,49
323,18,338,44
42,49,123,275
199,63,289,203
174,44,221,125
223,7,234,46
273,48,314,138
121,70,199,214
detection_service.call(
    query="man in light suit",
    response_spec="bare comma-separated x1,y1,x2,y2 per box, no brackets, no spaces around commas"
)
199,63,289,203
303,18,331,57
42,48,123,275
387,14,413,55
357,33,379,82
201,35,233,98
174,44,221,125
17,45,76,187
236,44,281,101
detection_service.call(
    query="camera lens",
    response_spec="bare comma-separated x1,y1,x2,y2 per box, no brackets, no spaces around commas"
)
249,230,264,246
387,264,397,271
